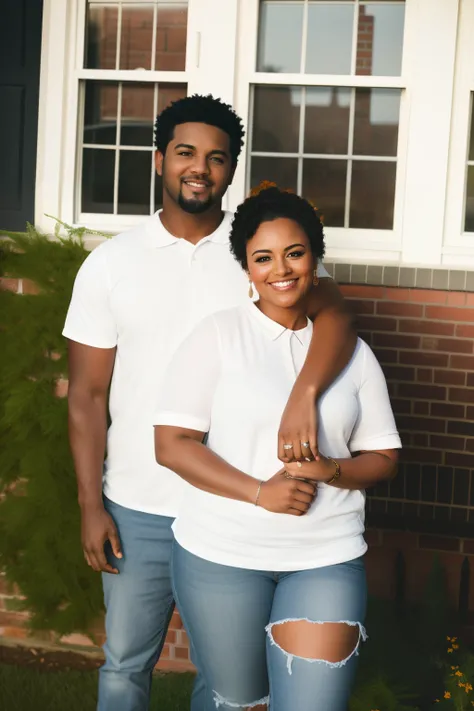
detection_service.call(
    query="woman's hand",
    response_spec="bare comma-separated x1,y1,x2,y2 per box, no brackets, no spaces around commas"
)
278,385,320,463
285,456,336,483
258,469,317,516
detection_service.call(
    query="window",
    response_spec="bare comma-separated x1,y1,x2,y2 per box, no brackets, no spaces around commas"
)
78,1,188,219
465,97,474,233
246,1,406,232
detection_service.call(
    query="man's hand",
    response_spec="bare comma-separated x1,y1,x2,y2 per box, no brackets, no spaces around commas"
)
285,457,335,483
278,383,319,463
258,469,317,516
81,504,122,574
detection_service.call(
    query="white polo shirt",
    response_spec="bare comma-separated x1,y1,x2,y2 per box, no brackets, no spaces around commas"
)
63,211,330,517
155,302,401,570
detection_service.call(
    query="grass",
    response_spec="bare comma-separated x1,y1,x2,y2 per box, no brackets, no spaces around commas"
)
0,665,194,711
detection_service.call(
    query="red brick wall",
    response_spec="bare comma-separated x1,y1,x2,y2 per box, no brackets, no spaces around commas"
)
2,280,474,669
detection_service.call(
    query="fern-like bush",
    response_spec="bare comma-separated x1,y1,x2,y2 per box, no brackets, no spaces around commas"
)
0,220,108,635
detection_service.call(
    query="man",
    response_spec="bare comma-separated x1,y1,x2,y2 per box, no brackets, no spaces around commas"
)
64,94,356,711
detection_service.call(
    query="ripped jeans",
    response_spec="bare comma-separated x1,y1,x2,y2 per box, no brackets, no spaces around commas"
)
172,541,367,711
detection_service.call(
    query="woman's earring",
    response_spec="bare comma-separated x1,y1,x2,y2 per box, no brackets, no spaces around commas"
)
313,270,319,287
248,280,254,299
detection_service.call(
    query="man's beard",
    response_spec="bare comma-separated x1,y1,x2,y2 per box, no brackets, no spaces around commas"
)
177,190,214,214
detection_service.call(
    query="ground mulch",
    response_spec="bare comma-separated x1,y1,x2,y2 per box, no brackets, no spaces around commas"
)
0,644,103,672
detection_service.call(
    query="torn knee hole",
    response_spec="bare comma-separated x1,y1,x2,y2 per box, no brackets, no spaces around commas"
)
213,690,269,710
266,619,367,674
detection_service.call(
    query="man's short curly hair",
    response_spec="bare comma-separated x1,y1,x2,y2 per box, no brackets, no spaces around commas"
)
229,187,325,270
154,94,245,166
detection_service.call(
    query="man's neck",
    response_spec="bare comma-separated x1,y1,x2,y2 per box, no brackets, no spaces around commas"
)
159,200,225,245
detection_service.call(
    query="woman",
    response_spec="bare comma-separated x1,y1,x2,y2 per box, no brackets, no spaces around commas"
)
154,187,401,711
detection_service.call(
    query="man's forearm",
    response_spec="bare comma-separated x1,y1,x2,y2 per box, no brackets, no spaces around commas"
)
68,389,107,510
303,307,357,398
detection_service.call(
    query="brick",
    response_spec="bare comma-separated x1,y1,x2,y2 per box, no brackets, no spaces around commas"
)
402,448,443,463
165,629,177,645
431,402,465,418
348,299,375,315
399,319,454,336
422,337,473,354
341,285,385,299
466,373,474,387
390,398,411,413
456,324,474,338
164,26,187,52
464,440,474,452
408,290,448,304
382,530,419,549
373,333,420,349
434,370,466,386
382,365,415,381
462,540,474,555
384,288,413,302
448,387,474,404
365,529,381,546
467,293,474,305
0,611,28,626
467,406,474,419
160,643,171,660
398,383,446,400
168,613,183,630
398,416,445,433
419,535,460,552
417,368,433,383
376,302,423,317
399,351,448,367
413,433,429,446
430,434,464,451
446,451,474,467
357,315,397,332
447,420,474,436
372,348,398,364
426,306,474,322
174,646,190,660
450,355,474,370
414,401,429,415
0,626,28,639
59,633,95,647
54,378,68,398
22,279,40,295
0,277,20,293
447,292,467,306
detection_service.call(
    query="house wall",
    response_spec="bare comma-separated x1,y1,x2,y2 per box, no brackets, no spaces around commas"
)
1,268,474,670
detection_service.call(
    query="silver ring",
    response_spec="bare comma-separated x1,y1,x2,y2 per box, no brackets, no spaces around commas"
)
283,443,293,450
302,441,310,448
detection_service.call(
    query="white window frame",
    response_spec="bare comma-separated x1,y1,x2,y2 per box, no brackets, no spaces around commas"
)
443,0,474,266
230,0,461,267
35,0,240,233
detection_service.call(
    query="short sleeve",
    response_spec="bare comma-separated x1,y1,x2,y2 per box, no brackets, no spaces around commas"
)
154,315,222,433
349,341,401,453
62,243,118,349
316,260,331,279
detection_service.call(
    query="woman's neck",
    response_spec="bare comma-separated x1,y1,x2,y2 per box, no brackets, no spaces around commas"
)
255,299,308,331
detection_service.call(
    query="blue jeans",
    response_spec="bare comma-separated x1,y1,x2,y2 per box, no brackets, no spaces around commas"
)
172,542,367,711
98,498,206,711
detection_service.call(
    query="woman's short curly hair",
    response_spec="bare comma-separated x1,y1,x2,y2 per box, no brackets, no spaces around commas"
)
229,186,325,270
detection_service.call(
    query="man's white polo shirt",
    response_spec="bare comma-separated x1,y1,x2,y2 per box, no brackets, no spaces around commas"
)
63,211,330,517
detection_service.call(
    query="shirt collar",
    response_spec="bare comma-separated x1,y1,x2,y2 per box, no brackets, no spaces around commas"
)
245,300,312,344
144,210,233,248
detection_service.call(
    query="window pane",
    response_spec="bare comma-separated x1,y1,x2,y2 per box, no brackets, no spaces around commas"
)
350,160,396,229
157,82,187,113
85,4,118,69
250,157,298,193
82,148,115,213
356,3,405,76
353,88,401,157
469,99,474,162
121,83,155,146
253,86,301,153
465,166,474,233
118,151,152,215
84,82,118,145
302,159,346,227
257,2,304,73
304,87,351,155
305,4,354,75
120,4,154,70
156,4,188,71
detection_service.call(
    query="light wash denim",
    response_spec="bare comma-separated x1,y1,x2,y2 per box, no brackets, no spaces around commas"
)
172,541,367,711
97,498,206,711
